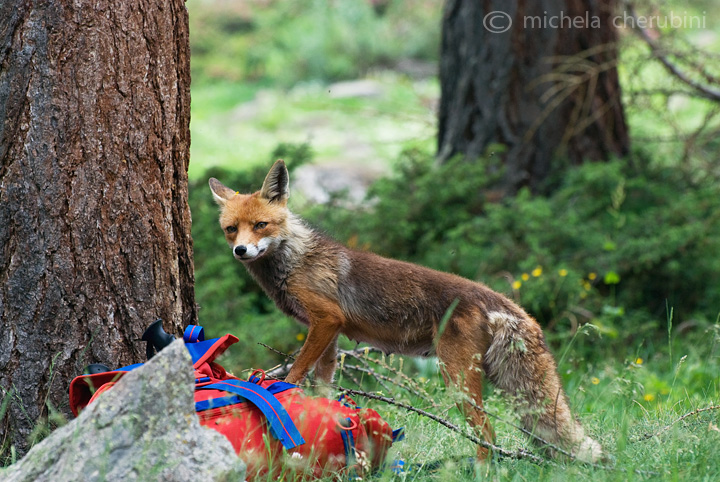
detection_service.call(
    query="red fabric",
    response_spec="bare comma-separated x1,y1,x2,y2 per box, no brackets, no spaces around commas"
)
87,381,116,405
69,371,127,416
69,334,394,478
197,380,393,479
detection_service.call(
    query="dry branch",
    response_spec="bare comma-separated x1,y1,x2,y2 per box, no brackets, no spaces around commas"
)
626,2,720,102
632,404,720,442
336,386,550,465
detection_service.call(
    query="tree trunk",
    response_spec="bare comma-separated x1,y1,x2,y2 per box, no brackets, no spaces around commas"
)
438,0,630,193
0,0,195,457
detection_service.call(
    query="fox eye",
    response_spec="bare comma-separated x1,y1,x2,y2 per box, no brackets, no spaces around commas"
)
254,222,268,230
225,226,237,234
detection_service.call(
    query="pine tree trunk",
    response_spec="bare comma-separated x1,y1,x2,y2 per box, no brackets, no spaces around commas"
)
438,0,630,193
0,0,195,457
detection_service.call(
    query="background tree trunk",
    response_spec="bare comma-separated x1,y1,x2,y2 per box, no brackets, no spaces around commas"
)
438,0,630,193
0,0,195,457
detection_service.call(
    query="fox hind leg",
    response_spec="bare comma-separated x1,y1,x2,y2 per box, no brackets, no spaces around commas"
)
436,331,496,460
483,312,603,462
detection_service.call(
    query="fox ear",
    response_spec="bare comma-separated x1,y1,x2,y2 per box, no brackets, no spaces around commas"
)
208,178,236,206
260,159,289,204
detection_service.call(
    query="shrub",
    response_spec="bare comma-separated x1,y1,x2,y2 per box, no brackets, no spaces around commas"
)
306,147,720,346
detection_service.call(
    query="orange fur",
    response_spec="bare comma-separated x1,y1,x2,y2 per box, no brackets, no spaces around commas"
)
209,160,604,463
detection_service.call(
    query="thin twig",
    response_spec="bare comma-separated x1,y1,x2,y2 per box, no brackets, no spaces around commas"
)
258,342,296,360
626,2,720,102
340,348,440,406
258,342,296,378
341,363,398,396
257,343,659,476
335,386,550,465
257,343,556,459
632,404,720,442
341,386,659,477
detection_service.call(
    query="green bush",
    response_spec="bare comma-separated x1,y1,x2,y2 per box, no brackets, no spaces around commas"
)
306,148,720,346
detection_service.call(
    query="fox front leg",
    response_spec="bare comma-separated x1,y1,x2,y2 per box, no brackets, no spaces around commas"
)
286,322,341,384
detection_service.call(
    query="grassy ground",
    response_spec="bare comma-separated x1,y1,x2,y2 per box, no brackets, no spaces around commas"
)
3,1,719,478
219,316,720,481
188,73,438,180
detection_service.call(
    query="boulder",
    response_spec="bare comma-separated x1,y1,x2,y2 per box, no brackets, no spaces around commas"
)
1,340,246,482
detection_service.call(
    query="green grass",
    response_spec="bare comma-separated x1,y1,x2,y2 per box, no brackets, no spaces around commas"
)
223,319,719,481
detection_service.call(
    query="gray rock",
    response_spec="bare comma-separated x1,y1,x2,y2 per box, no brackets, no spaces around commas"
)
294,162,383,205
1,340,246,482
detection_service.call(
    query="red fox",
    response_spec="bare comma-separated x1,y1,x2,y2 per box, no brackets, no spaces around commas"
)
209,160,603,462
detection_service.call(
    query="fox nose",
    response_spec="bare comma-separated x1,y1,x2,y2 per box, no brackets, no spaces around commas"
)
234,245,247,256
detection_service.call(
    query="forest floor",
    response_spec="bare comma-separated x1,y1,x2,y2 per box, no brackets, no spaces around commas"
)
189,70,439,203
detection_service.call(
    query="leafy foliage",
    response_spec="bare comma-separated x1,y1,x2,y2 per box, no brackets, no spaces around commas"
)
305,147,720,346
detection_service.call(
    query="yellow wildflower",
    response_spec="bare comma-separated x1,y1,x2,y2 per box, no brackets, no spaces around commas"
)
532,266,543,277
512,280,522,290
588,272,597,280
296,333,305,342
559,269,568,277
591,377,600,385
643,393,655,402
635,357,643,365
521,273,530,281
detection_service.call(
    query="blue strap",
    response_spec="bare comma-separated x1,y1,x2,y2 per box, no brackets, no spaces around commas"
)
261,381,297,395
115,363,145,372
184,325,205,343
248,374,296,395
196,395,245,412
390,459,407,474
340,417,356,470
392,427,405,442
195,381,296,412
197,379,305,450
337,394,361,409
184,338,220,364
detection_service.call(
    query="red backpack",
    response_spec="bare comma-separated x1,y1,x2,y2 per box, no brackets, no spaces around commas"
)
69,324,402,479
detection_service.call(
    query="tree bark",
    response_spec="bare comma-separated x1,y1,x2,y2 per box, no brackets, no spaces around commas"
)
438,0,630,193
0,0,195,457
